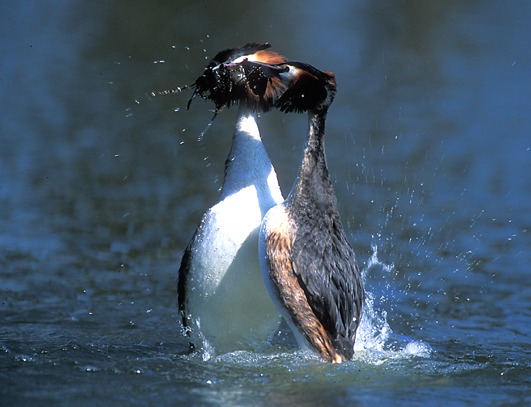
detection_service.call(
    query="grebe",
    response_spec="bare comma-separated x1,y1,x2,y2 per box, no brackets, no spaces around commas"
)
259,64,365,363
177,44,289,354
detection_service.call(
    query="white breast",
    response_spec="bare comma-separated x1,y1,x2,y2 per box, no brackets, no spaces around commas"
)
182,108,283,356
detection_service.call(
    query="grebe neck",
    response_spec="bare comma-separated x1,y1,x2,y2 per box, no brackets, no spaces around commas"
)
219,105,282,211
289,109,336,207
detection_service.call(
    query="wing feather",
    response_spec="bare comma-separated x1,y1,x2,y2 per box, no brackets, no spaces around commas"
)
264,215,347,363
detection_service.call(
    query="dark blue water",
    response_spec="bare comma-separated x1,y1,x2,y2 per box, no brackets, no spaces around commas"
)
1,1,529,406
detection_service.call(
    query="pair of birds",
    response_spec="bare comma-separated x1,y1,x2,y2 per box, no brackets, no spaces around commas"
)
177,43,364,363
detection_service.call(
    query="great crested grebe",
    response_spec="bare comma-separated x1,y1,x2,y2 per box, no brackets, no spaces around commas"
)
258,64,365,363
177,43,288,354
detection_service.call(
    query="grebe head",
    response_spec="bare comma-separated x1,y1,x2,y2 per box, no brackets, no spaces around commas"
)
274,62,336,114
187,43,336,116
187,43,288,112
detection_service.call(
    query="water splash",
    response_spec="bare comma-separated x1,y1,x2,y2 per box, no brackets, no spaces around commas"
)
355,244,431,359
197,119,214,142
355,244,393,353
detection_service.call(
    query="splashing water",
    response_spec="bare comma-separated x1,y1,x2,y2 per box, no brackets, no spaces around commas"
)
354,244,431,360
354,244,393,353
197,118,214,142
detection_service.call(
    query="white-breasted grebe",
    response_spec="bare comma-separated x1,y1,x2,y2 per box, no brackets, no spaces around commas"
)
258,64,365,363
177,43,290,354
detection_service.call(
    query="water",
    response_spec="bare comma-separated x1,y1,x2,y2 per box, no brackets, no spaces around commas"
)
1,1,530,405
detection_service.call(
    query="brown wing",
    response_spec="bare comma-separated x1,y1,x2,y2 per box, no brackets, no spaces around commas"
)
264,218,346,363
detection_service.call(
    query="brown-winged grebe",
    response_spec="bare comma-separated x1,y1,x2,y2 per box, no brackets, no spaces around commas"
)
258,63,365,363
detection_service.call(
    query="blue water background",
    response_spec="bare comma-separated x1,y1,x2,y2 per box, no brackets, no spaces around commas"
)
1,1,529,405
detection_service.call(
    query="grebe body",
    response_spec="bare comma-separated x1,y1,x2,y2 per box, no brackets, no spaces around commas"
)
259,67,364,363
178,44,289,354
178,105,283,353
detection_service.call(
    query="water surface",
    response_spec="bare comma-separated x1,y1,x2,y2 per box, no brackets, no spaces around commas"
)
1,1,529,405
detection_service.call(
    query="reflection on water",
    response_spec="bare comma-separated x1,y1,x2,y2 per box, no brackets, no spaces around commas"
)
1,1,530,405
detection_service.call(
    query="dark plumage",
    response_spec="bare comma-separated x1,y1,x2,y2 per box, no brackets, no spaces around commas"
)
259,67,364,363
